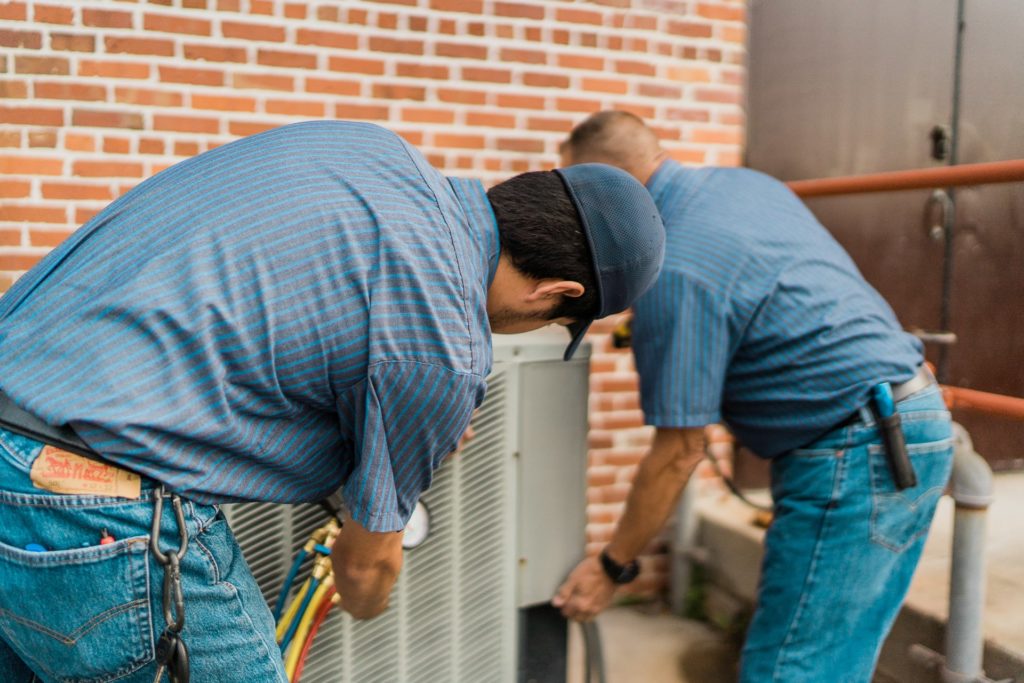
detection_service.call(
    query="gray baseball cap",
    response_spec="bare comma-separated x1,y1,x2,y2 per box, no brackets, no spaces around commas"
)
553,163,665,361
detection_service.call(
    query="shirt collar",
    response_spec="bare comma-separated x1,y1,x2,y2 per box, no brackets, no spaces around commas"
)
448,177,501,287
645,158,701,209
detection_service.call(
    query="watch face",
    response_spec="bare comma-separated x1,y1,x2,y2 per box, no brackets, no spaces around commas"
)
402,500,431,549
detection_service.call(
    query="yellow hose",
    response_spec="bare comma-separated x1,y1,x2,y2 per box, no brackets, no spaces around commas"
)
284,577,335,679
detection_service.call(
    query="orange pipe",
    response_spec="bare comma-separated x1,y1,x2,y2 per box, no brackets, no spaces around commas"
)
942,385,1024,422
787,159,1024,197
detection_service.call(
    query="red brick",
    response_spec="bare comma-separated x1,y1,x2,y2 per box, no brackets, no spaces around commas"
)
257,49,317,69
0,2,27,20
105,37,175,57
0,29,42,49
0,230,21,246
296,28,358,49
34,82,104,101
697,2,745,21
191,94,256,111
222,21,285,42
695,87,742,105
41,182,113,200
79,60,150,80
466,112,515,128
0,181,31,198
369,37,423,55
265,99,325,116
305,77,360,96
153,115,220,134
429,0,481,13
438,88,486,105
581,77,628,94
667,148,707,164
434,133,484,149
462,67,511,83
144,13,211,35
523,72,569,89
4,205,67,223
408,15,428,31
401,107,455,124
555,7,603,25
721,24,746,43
552,29,570,45
0,81,28,99
692,127,742,145
0,255,44,271
497,137,544,153
15,56,69,75
232,73,293,91
173,141,200,156
115,87,184,108
438,19,456,34
284,3,306,19
372,83,426,101
160,66,224,87
396,63,449,80
328,56,385,76
227,120,278,137
82,9,133,28
557,54,605,71
139,138,165,155
72,109,143,130
366,0,416,4
0,106,62,127
50,33,94,52
184,44,247,63
27,130,56,148
527,117,572,133
250,0,273,14
615,60,656,77
74,207,102,223
500,48,545,65
495,93,545,109
638,83,682,99
667,20,713,38
494,2,544,19
333,103,390,120
184,0,208,8
435,42,487,60
666,66,712,83
64,133,95,151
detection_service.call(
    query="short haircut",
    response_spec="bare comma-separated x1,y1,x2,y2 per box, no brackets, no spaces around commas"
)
561,110,660,173
487,171,599,322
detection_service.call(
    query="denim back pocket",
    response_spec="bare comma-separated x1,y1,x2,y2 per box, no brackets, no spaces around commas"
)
869,437,952,553
0,537,154,683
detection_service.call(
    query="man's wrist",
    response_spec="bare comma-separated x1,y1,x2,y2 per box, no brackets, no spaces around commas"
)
598,548,640,584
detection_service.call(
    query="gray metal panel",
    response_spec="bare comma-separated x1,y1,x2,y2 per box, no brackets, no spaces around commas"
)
944,0,1024,467
516,357,589,608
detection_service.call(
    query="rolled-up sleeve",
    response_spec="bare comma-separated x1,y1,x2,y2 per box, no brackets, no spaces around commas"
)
338,360,487,532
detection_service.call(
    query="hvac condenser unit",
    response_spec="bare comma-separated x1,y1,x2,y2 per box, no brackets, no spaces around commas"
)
225,329,590,682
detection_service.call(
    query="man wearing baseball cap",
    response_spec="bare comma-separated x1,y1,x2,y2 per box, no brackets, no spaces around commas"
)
0,120,663,681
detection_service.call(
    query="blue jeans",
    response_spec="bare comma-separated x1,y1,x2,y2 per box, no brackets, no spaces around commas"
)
740,384,954,682
0,428,287,682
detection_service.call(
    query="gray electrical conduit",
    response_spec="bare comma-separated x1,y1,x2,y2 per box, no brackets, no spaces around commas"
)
581,620,607,683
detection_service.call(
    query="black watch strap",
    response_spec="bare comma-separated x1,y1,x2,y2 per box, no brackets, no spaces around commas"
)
599,549,640,584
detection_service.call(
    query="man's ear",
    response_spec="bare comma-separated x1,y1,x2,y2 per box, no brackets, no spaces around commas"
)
527,280,585,302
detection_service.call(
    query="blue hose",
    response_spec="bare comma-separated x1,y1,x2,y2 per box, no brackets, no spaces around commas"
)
280,577,320,653
273,549,308,621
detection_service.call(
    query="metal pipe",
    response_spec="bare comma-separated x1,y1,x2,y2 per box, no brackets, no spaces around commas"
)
943,424,995,683
785,159,1024,198
942,385,1024,422
669,475,700,616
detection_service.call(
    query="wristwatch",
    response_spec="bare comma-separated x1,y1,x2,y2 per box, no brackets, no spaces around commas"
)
599,549,640,584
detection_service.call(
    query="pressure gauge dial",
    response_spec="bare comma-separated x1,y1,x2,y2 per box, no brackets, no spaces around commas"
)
402,500,431,549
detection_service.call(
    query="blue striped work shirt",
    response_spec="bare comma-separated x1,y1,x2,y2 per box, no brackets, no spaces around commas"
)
0,121,499,531
633,160,923,457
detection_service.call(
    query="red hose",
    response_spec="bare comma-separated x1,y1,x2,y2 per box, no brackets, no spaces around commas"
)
292,586,337,683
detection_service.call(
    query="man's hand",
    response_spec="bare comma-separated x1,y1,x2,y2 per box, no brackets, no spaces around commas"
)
552,555,616,622
330,513,404,620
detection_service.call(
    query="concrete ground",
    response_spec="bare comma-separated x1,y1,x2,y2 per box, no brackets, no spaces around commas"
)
568,472,1024,683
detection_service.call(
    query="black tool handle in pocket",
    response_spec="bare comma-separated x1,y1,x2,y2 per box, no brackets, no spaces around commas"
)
878,413,917,490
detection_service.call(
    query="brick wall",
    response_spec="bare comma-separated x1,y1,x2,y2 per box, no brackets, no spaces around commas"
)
0,0,746,598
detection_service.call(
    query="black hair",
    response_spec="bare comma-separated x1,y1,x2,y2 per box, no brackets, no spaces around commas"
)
487,171,599,322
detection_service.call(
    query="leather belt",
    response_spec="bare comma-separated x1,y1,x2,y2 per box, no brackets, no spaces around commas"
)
0,391,103,461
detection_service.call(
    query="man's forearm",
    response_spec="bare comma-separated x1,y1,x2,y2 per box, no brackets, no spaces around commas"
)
331,554,401,619
604,427,705,564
